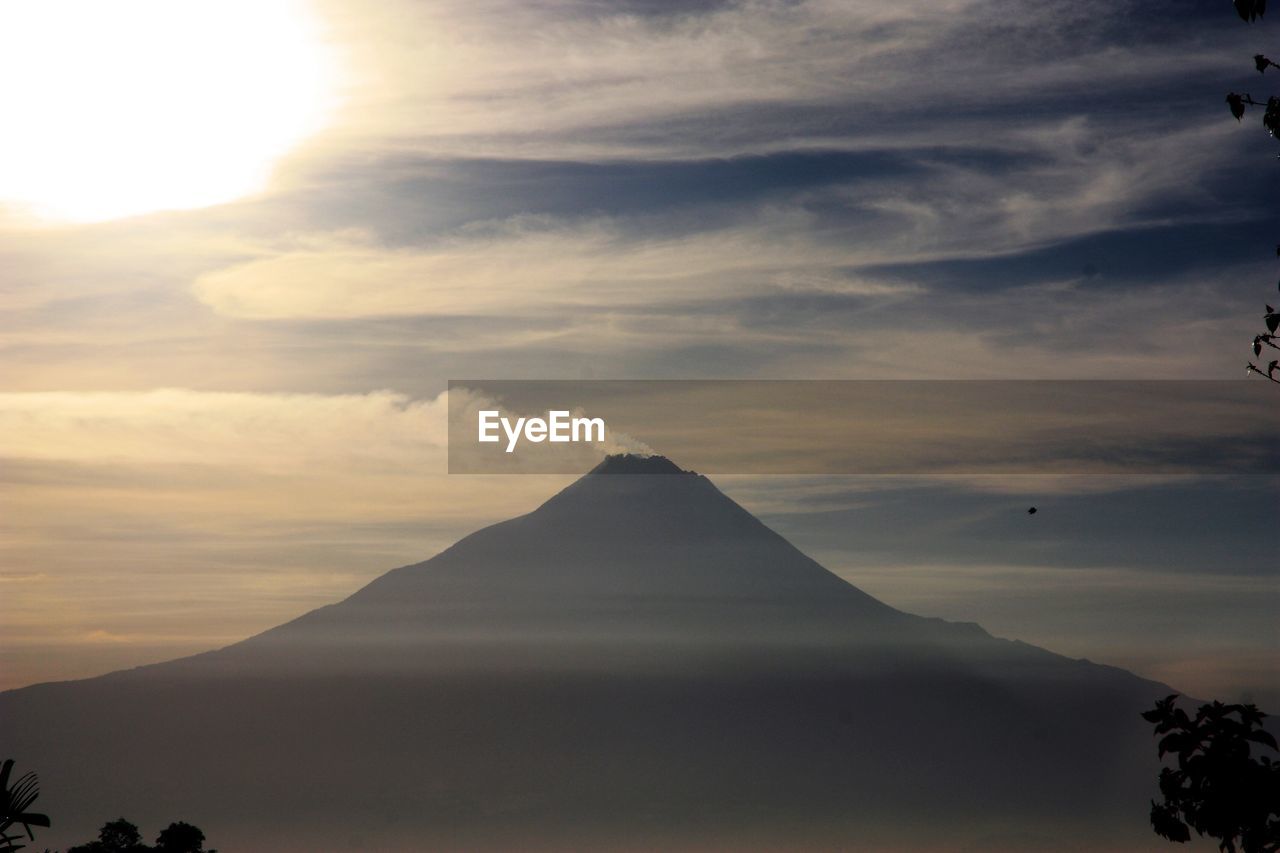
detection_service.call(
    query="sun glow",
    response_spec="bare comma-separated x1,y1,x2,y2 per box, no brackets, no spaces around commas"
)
0,0,339,223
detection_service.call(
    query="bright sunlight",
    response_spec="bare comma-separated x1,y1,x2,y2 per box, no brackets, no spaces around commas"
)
0,0,338,223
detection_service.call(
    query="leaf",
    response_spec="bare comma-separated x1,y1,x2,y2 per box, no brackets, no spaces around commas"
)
1266,313,1280,333
1144,695,1180,724
1227,93,1247,120
1150,800,1192,842
1264,96,1280,139
1246,729,1279,750
1239,703,1267,725
1254,337,1263,357
1257,54,1273,73
1159,732,1190,758
1158,767,1185,798
1234,0,1268,21
5,772,41,818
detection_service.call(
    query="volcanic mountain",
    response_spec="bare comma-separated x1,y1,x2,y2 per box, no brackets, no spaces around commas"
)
2,455,1171,851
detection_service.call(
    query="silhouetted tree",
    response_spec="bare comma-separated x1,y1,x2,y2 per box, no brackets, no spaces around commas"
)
0,759,50,852
1142,694,1280,852
66,818,148,853
65,818,214,853
1227,3,1280,384
153,822,207,853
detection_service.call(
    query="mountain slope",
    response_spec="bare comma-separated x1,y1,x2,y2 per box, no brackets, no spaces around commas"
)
1,456,1172,851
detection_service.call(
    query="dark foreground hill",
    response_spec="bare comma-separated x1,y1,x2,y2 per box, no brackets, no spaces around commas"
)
2,455,1174,851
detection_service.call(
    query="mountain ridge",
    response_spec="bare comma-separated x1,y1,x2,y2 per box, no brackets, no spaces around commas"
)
0,454,1175,851
2,454,1157,688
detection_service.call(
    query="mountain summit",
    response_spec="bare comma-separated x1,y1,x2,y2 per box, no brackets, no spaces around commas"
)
207,451,901,674
1,459,1170,851
589,452,687,474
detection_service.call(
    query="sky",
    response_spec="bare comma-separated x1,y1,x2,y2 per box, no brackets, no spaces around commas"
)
0,0,1276,706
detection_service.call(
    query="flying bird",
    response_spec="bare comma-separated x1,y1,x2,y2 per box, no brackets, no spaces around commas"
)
1027,507,1037,515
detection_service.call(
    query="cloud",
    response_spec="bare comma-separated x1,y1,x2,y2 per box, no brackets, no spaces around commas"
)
0,387,447,467
83,629,137,645
190,214,911,320
311,0,1246,160
192,109,1242,325
0,388,572,526
3,0,1266,392
835,120,1251,261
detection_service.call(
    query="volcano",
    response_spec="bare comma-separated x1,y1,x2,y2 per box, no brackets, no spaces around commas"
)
2,456,1171,851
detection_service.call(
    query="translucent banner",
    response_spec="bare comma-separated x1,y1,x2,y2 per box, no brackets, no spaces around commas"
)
447,380,1280,475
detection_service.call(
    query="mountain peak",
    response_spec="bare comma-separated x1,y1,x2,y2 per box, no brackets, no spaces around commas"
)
589,453,689,475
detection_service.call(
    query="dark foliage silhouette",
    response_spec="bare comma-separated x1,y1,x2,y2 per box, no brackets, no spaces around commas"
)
0,760,50,852
65,819,213,853
153,822,207,853
1236,0,1268,22
65,818,146,853
1226,2,1280,384
1142,694,1280,852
